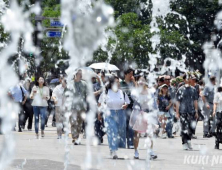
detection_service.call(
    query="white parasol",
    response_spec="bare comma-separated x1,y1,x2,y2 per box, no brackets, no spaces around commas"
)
89,62,119,71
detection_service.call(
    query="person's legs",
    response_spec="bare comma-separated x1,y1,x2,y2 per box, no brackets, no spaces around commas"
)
33,106,40,134
134,131,139,150
163,116,167,131
69,110,83,142
159,114,167,138
215,120,221,149
24,100,33,130
188,114,195,141
203,105,211,136
55,106,63,137
94,118,103,143
180,113,189,145
27,103,34,130
189,113,197,138
166,117,173,137
18,103,25,132
126,108,134,148
23,103,29,128
133,131,140,159
45,108,50,127
106,110,118,152
118,110,126,148
210,106,216,135
40,107,47,131
52,107,56,127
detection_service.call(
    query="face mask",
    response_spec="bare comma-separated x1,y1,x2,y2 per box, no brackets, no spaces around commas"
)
39,80,44,84
138,81,144,86
112,83,118,92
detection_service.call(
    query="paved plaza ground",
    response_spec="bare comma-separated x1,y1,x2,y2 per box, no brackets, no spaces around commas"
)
0,120,222,170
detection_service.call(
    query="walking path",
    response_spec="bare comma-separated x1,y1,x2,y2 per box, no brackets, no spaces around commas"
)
0,120,221,170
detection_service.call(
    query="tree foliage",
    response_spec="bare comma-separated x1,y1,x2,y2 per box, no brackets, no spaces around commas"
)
1,0,221,74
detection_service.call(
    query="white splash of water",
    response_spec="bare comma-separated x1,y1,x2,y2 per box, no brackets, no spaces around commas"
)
0,1,35,169
61,0,114,169
147,0,192,73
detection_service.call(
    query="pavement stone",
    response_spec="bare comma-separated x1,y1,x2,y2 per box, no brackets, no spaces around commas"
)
0,120,222,170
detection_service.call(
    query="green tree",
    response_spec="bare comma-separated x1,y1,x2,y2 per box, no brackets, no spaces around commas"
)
169,0,221,71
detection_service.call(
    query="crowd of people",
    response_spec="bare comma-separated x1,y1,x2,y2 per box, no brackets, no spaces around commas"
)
3,67,222,160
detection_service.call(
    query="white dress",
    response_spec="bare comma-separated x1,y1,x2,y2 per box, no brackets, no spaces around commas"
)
130,93,158,133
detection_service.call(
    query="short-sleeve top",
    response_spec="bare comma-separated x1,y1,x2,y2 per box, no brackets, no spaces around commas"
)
203,85,215,104
158,95,171,112
98,89,130,110
176,85,198,114
214,92,222,112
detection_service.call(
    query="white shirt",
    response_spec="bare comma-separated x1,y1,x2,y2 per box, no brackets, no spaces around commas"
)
98,89,130,110
30,86,50,107
52,84,65,107
214,92,222,112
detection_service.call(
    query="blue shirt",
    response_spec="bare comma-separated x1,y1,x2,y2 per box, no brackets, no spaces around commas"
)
9,84,28,103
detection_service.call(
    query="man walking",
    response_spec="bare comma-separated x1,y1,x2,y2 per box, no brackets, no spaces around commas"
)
120,68,136,149
9,81,28,132
176,74,198,150
164,75,175,138
70,69,88,145
202,76,217,138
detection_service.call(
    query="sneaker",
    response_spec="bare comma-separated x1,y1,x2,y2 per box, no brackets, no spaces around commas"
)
187,141,193,150
83,133,86,139
161,133,167,139
211,132,216,137
207,134,213,138
134,150,139,159
74,138,81,145
150,155,157,160
191,135,197,139
168,135,174,138
129,145,134,149
215,143,219,149
112,151,118,159
183,143,189,150
150,150,157,160
41,131,44,137
203,134,208,138
36,133,39,139
52,122,56,127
